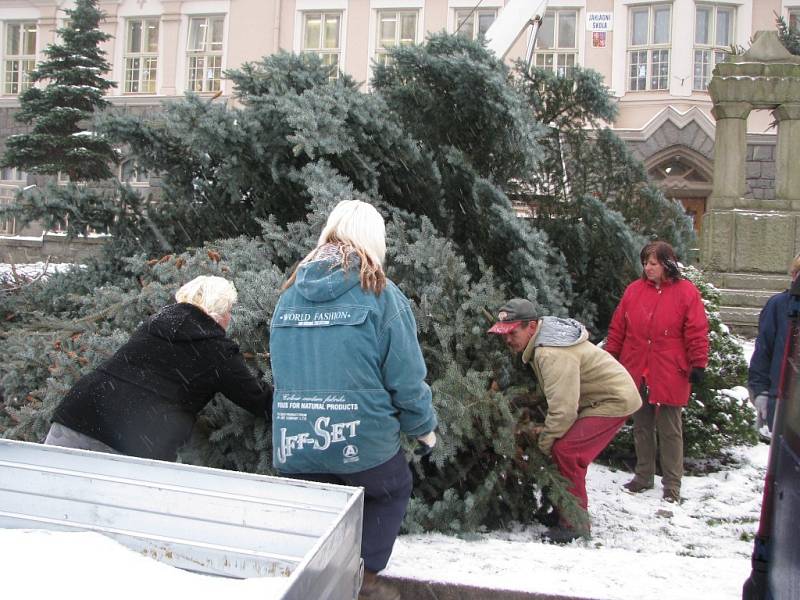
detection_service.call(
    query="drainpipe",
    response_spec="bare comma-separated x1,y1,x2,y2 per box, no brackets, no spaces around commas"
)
273,0,283,53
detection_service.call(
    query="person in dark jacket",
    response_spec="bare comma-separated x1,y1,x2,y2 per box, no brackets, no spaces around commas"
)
45,275,272,461
748,254,800,435
605,241,709,504
269,199,437,600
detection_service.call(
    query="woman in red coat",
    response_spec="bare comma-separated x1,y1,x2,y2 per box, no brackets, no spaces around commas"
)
605,241,709,503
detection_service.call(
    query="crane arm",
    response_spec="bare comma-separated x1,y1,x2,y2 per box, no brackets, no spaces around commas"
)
484,0,549,67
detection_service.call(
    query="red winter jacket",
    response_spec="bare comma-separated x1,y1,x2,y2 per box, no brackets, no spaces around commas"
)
605,277,709,407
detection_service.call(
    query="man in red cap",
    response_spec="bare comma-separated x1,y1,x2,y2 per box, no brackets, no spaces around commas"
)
489,298,641,543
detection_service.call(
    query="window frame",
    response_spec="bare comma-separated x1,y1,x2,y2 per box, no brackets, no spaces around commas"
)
3,21,37,96
0,167,25,235
453,7,497,41
0,167,26,182
301,11,343,79
789,8,800,30
185,15,225,94
692,3,735,91
124,17,160,94
626,4,672,92
533,9,579,78
0,202,15,235
374,9,420,67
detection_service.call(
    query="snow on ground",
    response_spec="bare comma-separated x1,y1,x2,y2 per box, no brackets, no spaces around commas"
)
0,261,75,283
389,442,767,600
739,337,755,365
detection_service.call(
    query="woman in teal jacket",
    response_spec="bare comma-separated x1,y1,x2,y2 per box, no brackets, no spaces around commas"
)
269,199,437,599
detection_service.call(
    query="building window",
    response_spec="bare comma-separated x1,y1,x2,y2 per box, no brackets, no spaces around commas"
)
790,9,800,30
375,10,419,66
0,203,15,235
302,12,342,79
0,167,25,235
1,167,26,182
120,160,150,186
693,4,733,90
124,18,159,94
187,15,224,93
4,22,37,95
454,8,497,40
627,4,671,91
56,172,86,188
534,10,578,77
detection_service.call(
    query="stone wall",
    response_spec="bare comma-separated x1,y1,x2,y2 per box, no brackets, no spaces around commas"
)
627,119,715,165
0,233,106,264
745,143,776,200
624,116,777,202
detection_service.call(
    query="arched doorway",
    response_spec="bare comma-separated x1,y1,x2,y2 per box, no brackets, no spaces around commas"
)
645,147,713,233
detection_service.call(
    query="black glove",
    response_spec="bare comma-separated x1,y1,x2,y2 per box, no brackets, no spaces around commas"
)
689,367,705,384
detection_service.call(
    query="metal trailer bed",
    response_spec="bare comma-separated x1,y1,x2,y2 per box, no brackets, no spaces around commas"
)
0,439,364,599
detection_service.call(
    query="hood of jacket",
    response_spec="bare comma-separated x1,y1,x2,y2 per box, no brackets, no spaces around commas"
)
147,302,224,342
522,316,588,363
295,255,361,302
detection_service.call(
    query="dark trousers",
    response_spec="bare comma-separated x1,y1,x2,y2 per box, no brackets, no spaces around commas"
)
282,450,412,573
631,402,684,492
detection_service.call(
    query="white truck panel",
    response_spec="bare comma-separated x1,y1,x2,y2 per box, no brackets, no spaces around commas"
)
0,439,364,599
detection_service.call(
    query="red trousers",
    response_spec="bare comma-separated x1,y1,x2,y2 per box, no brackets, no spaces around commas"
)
550,415,627,513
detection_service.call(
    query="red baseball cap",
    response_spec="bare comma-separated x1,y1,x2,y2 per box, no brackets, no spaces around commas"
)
488,320,524,334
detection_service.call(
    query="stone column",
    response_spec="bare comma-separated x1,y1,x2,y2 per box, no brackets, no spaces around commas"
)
773,103,800,206
160,2,183,97
36,2,59,58
708,101,751,207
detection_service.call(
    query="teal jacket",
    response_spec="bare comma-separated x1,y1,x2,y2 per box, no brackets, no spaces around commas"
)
269,255,437,474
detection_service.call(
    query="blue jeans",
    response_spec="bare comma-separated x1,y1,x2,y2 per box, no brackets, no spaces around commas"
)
282,449,412,572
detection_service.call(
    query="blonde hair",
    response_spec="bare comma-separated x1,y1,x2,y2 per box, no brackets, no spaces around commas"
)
791,254,800,278
175,275,237,319
285,200,387,294
318,200,386,265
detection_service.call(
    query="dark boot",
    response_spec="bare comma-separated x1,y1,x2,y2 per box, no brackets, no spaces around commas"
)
359,569,401,600
623,479,653,493
541,526,590,545
662,488,681,504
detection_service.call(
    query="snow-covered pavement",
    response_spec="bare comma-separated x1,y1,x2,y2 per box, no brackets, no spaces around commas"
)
388,442,767,600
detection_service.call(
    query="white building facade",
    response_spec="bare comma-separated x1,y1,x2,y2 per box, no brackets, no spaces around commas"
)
0,0,797,248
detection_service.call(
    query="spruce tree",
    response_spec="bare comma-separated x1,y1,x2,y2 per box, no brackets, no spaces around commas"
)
94,52,443,255
777,16,800,55
516,64,695,334
1,0,116,181
371,33,571,311
0,35,752,537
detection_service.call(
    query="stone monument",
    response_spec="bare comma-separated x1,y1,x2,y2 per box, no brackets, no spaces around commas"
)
701,31,800,334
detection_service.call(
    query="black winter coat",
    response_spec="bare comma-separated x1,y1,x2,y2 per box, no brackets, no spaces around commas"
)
52,303,272,461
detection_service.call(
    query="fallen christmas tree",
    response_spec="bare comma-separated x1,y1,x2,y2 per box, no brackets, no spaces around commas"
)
0,35,755,534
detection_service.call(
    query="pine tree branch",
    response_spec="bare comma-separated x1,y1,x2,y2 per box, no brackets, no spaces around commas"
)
0,257,52,294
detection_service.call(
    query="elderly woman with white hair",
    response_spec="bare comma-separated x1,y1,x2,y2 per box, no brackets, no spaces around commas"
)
45,275,272,461
270,200,437,600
